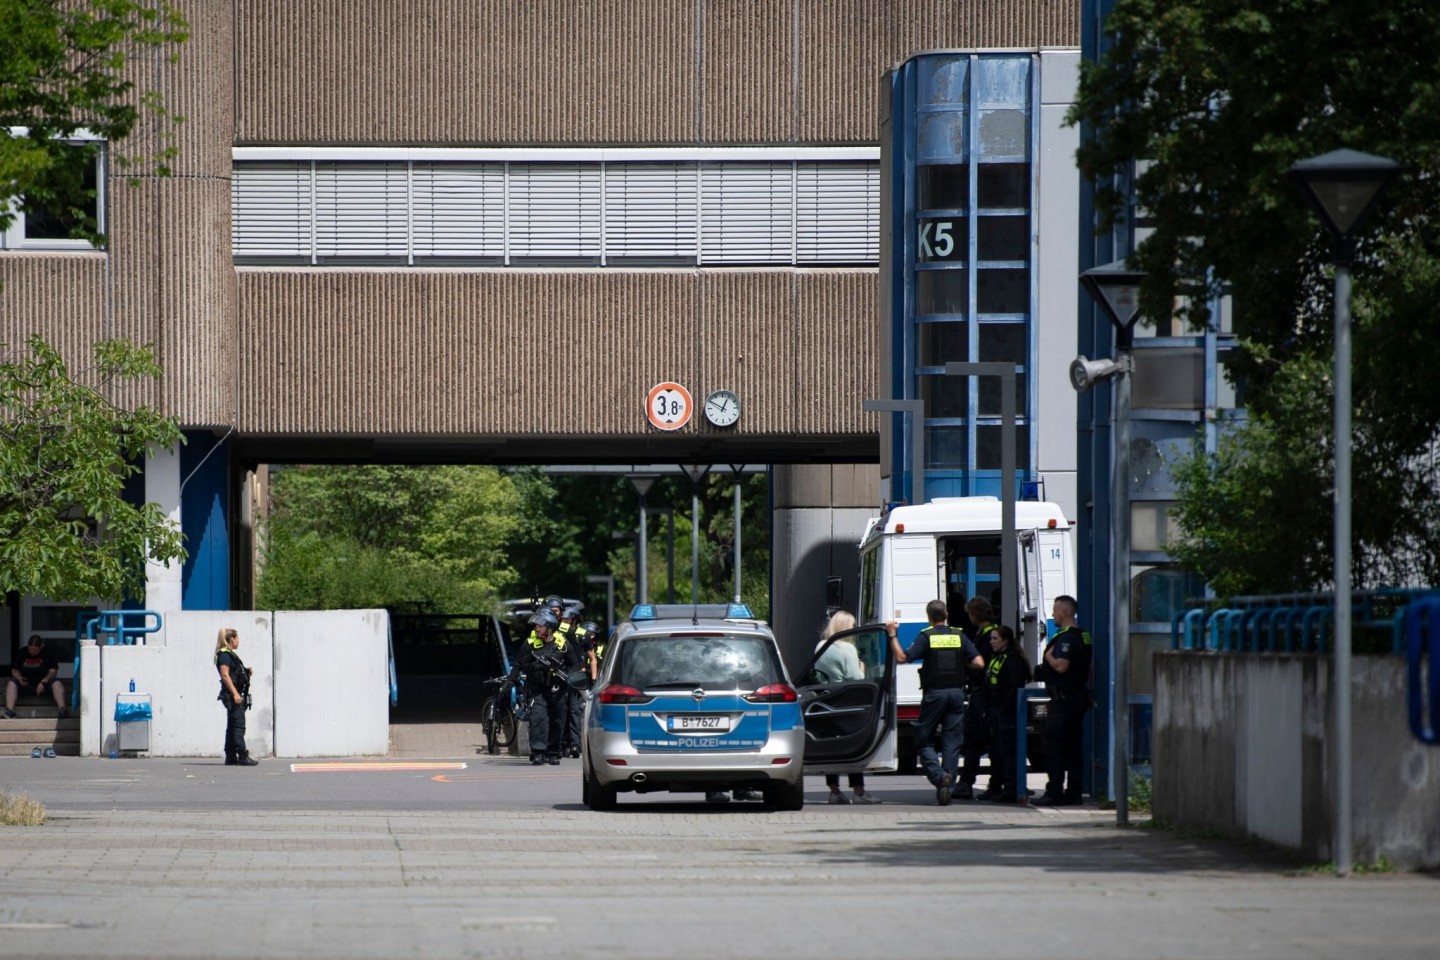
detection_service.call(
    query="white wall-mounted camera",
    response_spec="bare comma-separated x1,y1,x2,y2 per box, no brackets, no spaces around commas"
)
1069,354,1131,392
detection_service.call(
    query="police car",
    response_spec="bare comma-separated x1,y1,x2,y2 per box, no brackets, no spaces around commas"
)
579,603,897,811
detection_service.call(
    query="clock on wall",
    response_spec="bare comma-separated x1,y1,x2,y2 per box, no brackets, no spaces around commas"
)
703,389,741,427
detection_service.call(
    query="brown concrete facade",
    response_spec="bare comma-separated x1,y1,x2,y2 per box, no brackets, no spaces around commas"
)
2,0,1079,463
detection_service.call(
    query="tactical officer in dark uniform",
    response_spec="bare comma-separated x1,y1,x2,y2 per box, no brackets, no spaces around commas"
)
956,596,999,800
520,609,569,765
556,604,589,758
983,623,1032,802
214,626,258,766
887,599,984,805
1034,594,1092,806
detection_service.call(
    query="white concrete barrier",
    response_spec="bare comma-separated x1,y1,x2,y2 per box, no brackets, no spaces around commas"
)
78,609,388,759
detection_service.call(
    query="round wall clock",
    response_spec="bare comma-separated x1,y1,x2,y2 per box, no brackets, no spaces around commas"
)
703,389,741,427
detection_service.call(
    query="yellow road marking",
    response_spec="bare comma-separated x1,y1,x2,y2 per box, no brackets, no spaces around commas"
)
290,761,468,773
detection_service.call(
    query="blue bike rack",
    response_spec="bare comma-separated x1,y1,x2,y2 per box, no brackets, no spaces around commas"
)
71,610,163,711
1014,687,1050,801
1404,595,1440,745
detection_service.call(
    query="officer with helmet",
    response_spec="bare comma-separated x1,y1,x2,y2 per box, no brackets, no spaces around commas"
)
556,603,589,758
520,608,568,765
581,620,603,679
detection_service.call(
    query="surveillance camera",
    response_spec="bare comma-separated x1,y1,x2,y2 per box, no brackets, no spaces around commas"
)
1069,355,1124,392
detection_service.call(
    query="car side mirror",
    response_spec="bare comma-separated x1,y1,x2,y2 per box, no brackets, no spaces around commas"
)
565,670,592,691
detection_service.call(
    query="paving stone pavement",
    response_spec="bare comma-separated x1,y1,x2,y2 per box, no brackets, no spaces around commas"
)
0,755,1434,960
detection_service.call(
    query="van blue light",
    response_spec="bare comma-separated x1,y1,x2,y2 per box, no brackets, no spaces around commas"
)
628,604,658,621
725,603,754,619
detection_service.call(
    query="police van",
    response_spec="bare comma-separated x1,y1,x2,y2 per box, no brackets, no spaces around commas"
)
855,496,1076,771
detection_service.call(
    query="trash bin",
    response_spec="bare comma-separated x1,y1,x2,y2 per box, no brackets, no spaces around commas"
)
114,693,152,751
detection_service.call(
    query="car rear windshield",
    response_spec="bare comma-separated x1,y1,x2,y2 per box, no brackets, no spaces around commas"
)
613,634,784,692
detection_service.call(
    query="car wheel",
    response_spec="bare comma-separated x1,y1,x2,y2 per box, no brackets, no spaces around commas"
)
764,775,805,811
586,771,617,812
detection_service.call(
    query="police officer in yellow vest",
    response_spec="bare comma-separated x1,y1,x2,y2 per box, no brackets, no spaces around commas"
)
556,604,589,758
520,608,570,765
887,599,984,805
958,596,1000,800
1033,594,1093,806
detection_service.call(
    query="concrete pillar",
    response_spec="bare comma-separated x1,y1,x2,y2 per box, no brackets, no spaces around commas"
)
144,442,183,613
770,463,880,672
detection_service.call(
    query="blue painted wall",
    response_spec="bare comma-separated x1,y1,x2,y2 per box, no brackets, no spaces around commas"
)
180,432,231,610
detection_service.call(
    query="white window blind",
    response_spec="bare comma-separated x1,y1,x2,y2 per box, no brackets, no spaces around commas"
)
602,162,697,262
411,162,505,261
699,162,794,264
796,162,879,263
231,162,312,259
314,162,408,260
231,158,882,267
507,163,601,261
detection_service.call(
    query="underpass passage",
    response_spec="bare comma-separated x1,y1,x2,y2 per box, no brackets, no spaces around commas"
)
388,613,519,757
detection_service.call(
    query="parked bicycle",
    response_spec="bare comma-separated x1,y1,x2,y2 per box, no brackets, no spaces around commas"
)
482,671,529,755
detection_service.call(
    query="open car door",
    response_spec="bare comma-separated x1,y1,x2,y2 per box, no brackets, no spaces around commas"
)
796,625,897,775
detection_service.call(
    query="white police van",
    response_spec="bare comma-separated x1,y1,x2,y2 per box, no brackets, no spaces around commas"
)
855,497,1075,771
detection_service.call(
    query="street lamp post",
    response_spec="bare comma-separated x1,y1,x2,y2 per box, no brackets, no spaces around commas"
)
942,363,1020,636
863,399,926,506
681,465,711,604
1289,148,1400,877
627,474,659,604
1077,259,1145,828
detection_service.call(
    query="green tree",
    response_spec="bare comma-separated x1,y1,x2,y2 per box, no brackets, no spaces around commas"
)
0,335,185,602
501,471,772,625
1070,0,1440,592
257,465,523,611
1,0,189,244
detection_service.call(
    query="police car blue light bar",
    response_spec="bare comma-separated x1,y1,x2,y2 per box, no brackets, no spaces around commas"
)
626,602,756,622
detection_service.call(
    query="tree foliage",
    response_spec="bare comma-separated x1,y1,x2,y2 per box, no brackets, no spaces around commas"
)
0,335,184,602
0,0,189,242
1071,0,1440,592
503,471,772,624
256,465,524,612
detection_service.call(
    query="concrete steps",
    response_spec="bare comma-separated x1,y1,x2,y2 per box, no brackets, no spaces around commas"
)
0,709,80,757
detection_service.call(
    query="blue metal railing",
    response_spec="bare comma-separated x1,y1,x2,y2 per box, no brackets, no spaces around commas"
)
1404,595,1440,745
70,610,163,711
1170,589,1437,655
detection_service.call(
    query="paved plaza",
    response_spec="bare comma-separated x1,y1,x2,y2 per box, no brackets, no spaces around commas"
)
0,754,1434,960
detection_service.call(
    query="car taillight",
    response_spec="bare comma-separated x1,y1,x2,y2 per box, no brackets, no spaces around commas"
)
597,683,653,705
744,683,798,703
897,704,921,721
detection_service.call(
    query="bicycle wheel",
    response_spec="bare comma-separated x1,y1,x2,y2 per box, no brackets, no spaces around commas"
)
493,706,518,751
482,697,500,754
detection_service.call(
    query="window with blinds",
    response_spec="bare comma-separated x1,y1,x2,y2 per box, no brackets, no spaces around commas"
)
231,159,879,267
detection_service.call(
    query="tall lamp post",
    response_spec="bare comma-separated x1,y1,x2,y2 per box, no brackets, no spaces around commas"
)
1288,148,1400,877
1075,259,1145,827
627,474,659,604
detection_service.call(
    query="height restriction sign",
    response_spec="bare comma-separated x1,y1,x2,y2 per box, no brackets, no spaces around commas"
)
646,382,693,431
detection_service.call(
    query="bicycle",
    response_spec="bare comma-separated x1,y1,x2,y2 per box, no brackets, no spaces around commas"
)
482,672,528,755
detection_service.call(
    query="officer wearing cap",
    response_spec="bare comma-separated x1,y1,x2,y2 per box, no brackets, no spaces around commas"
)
520,608,568,765
887,599,983,805
1033,594,1092,806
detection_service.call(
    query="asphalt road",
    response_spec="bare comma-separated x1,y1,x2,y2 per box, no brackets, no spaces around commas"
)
0,755,1434,960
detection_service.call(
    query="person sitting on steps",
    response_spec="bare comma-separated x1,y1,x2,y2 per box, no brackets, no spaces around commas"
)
4,635,68,719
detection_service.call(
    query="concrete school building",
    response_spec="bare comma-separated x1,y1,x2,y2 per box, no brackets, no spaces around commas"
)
1,1,1083,658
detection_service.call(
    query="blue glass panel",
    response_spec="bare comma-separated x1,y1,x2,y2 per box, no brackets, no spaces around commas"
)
919,56,969,105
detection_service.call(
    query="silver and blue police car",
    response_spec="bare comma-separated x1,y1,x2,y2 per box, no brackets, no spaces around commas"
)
580,603,807,810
